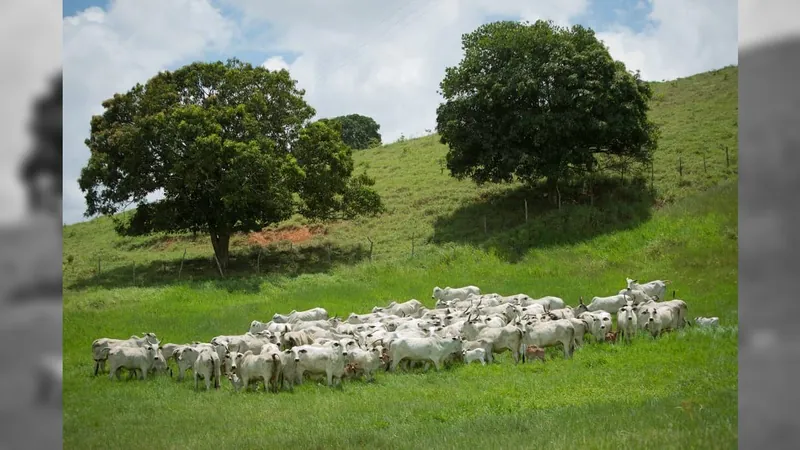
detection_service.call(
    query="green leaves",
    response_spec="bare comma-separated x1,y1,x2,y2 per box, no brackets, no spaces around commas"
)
79,59,383,267
318,114,382,150
436,20,660,188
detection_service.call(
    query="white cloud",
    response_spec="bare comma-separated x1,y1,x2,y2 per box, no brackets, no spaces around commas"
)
0,0,61,224
62,0,737,224
739,0,800,50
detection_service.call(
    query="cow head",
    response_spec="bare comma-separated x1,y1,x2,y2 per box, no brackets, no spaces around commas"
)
432,287,443,299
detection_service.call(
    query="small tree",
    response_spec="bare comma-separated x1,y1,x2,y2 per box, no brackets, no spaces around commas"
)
79,59,384,270
318,113,382,150
436,20,659,193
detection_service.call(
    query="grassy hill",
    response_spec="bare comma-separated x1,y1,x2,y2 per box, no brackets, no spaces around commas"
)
62,65,739,448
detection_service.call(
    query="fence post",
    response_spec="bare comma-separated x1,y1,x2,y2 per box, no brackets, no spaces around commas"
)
725,145,729,167
367,237,373,262
178,248,187,280
524,199,528,223
256,249,261,274
703,151,707,173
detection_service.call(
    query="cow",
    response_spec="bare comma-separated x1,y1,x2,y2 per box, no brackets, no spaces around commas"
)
575,294,633,314
192,347,221,390
292,342,347,388
290,319,335,331
547,307,576,320
464,322,524,364
638,298,689,329
641,305,681,337
345,345,384,382
621,278,670,300
107,343,162,381
694,317,720,327
568,317,590,348
520,319,575,360
617,304,639,344
91,333,159,376
462,348,487,365
578,310,612,341
524,345,546,363
477,303,517,323
431,285,481,302
388,336,463,372
249,320,292,335
272,307,329,323
230,350,282,393
372,299,425,318
519,296,566,310
281,330,317,349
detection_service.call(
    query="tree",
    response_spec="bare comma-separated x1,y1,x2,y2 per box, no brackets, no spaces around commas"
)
318,113,382,150
78,59,384,270
20,70,62,216
435,20,659,193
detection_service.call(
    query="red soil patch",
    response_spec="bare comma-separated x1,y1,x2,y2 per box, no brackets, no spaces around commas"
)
246,225,325,247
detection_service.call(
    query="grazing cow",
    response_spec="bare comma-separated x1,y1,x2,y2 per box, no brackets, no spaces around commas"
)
694,317,720,327
292,342,347,387
230,351,282,393
520,319,575,359
372,299,425,318
192,347,221,390
621,278,670,300
604,331,618,344
524,345,546,363
431,285,481,302
575,294,633,314
91,333,159,375
272,307,329,324
462,348,487,365
107,344,162,381
388,336,463,372
617,304,639,344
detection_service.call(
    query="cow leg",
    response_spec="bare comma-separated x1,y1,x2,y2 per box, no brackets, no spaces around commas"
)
432,359,441,372
94,360,100,376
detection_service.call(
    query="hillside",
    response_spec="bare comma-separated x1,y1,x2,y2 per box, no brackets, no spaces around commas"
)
63,65,739,448
62,65,738,289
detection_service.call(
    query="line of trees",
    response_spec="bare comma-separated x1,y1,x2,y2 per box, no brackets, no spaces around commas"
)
78,20,659,272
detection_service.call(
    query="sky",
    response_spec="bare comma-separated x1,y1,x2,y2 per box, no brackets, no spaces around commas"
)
58,0,746,225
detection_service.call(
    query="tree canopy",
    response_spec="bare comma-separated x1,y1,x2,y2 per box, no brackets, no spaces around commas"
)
318,113,382,150
78,59,384,270
435,20,659,189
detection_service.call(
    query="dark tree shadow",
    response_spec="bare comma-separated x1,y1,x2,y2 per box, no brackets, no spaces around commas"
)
67,243,370,293
432,174,656,262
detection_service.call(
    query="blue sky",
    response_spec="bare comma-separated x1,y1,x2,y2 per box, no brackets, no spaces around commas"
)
61,0,737,224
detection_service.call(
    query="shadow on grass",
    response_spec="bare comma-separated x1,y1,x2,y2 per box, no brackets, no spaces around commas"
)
67,243,370,293
432,174,656,262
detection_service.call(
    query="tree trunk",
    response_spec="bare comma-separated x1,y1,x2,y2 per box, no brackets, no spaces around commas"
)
209,231,231,270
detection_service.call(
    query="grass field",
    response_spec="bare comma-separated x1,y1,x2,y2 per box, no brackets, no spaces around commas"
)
63,65,739,449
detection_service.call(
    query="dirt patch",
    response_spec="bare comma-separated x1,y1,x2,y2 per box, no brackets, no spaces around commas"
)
246,225,326,247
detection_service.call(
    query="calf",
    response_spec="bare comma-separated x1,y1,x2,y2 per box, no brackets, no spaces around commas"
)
694,316,720,327
520,319,575,360
604,331,618,344
462,348,487,366
524,345,546,363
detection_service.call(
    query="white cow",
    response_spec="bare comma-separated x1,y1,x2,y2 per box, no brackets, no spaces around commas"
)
579,310,613,341
91,333,159,375
273,307,329,323
432,285,481,302
568,317,590,348
107,343,162,380
641,305,680,337
576,294,633,314
547,307,576,320
638,299,689,329
372,299,425,318
345,346,383,382
192,347,221,390
477,303,517,322
462,348,487,365
621,278,670,300
520,319,575,359
290,319,335,331
694,317,720,327
388,336,463,372
231,350,282,392
519,295,566,310
249,320,292,335
617,304,639,344
465,323,524,364
292,342,346,387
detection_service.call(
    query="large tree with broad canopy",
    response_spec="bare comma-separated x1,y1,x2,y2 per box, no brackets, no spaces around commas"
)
78,59,384,270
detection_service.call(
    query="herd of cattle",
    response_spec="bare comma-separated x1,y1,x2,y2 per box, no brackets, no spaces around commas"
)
89,278,720,392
